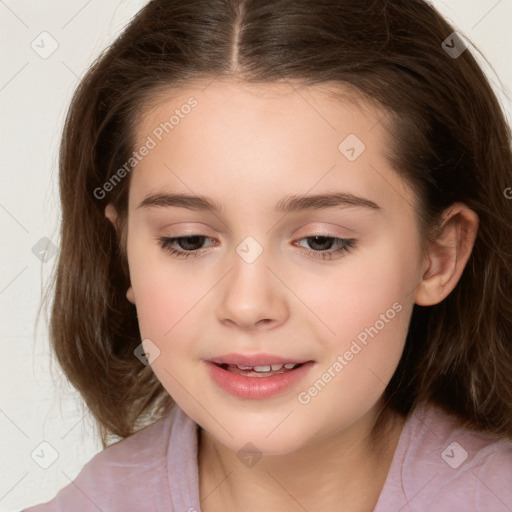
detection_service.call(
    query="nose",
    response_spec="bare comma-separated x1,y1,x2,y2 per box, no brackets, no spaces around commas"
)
215,243,289,331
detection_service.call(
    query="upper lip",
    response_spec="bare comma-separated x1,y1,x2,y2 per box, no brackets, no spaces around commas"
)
207,353,313,366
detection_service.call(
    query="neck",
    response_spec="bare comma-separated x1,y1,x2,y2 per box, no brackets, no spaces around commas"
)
198,402,405,512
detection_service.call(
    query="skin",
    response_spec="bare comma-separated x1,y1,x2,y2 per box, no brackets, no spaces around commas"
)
106,79,478,512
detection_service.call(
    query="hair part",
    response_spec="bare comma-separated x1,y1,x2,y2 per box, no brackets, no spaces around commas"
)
50,0,512,447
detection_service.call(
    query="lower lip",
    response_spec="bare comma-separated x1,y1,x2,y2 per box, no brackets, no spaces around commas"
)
205,361,315,400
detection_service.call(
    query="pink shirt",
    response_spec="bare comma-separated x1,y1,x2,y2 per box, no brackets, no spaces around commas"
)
24,402,512,511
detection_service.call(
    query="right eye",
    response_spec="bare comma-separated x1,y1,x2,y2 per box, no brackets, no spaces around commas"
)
157,235,216,259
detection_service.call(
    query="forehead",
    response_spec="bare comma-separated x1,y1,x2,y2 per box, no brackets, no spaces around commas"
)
129,79,414,216
135,78,380,138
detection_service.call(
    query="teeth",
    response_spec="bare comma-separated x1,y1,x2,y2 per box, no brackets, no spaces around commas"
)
231,363,299,372
253,365,271,372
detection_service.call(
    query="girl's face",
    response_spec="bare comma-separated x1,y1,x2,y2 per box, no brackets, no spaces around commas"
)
123,80,426,455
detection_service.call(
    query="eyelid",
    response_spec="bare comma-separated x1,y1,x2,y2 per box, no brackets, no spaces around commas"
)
297,221,355,237
159,221,356,243
159,225,216,238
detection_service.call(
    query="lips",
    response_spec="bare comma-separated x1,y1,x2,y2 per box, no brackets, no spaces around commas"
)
204,353,315,399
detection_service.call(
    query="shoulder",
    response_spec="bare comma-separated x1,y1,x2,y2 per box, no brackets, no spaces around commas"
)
383,402,512,512
23,405,182,512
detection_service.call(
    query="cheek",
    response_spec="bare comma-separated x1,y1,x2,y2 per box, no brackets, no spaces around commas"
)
129,264,205,402
130,269,202,343
296,279,412,435
301,239,417,343
127,240,223,370
126,236,182,340
295,240,416,401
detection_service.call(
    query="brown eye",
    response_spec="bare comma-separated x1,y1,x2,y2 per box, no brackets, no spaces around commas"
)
157,235,215,258
295,236,357,260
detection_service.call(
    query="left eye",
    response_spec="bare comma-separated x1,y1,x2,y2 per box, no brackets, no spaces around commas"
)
294,236,356,259
157,234,356,260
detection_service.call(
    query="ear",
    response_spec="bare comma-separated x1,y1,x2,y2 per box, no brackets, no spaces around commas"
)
104,204,136,304
415,203,479,306
105,203,119,231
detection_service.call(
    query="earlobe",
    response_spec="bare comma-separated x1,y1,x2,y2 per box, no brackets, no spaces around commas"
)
415,204,479,306
105,203,119,231
126,286,135,304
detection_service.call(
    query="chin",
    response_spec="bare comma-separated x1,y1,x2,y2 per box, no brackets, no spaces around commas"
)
204,419,309,457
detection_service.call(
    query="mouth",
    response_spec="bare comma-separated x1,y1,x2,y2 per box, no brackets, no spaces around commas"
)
205,358,315,400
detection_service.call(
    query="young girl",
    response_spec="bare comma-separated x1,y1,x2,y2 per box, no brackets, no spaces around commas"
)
25,0,512,511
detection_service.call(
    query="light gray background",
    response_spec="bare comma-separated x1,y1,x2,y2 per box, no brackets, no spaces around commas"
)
1,1,511,510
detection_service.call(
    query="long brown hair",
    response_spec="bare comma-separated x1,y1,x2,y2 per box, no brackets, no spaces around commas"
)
49,0,512,448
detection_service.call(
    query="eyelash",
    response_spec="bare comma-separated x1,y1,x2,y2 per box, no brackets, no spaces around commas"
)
156,234,357,261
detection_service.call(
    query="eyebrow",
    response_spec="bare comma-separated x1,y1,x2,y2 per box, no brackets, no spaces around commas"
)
137,191,381,213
